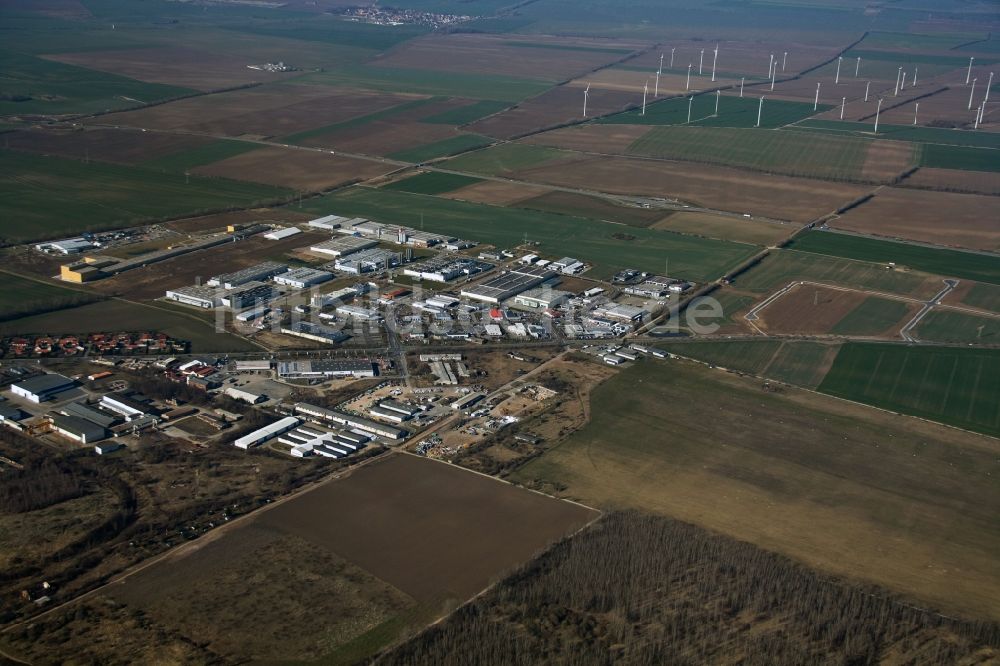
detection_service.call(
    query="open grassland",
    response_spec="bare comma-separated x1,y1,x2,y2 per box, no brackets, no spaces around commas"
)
0,299,258,352
512,359,1000,621
733,250,941,298
628,126,904,182
0,272,103,321
0,150,291,243
382,172,484,196
388,134,494,163
819,343,1000,438
654,211,794,245
0,48,192,117
381,511,1000,665
443,143,574,176
788,230,1000,285
919,143,1000,172
598,95,828,129
791,120,1000,149
915,309,1000,344
306,187,760,281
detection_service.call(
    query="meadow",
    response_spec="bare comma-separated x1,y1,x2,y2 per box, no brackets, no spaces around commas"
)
598,95,829,129
818,343,1000,437
512,358,1000,620
787,230,1000,286
0,150,291,243
627,126,876,181
0,272,103,322
306,187,760,281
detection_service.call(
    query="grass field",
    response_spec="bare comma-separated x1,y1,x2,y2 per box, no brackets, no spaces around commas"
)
282,97,442,145
915,309,1000,344
140,139,262,172
0,48,193,117
388,134,494,163
734,250,937,297
657,338,841,388
512,358,1000,620
628,126,876,180
762,340,840,387
918,143,1000,173
655,211,794,245
0,150,291,243
598,95,828,129
787,231,1000,286
421,100,511,125
443,143,573,175
306,187,760,281
514,191,667,228
0,272,103,322
962,282,1000,313
299,66,552,102
382,172,484,195
791,120,1000,149
0,299,258,352
659,339,783,374
818,343,1000,437
829,295,912,336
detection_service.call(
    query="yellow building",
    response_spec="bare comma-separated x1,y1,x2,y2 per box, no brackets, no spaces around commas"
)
59,256,116,283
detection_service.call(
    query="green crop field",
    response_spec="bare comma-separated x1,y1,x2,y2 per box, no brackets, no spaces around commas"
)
421,100,511,125
627,126,875,180
0,150,291,243
830,296,912,336
845,48,999,67
787,231,1000,286
299,66,552,103
0,272,103,322
382,172,483,195
283,97,444,145
915,310,1000,344
388,134,494,163
598,95,828,129
918,144,1000,172
710,289,757,325
231,18,427,52
443,143,573,175
763,341,840,388
860,31,987,51
304,187,759,281
0,299,258,352
962,283,1000,313
734,250,935,297
790,120,1000,149
141,140,262,172
0,49,193,117
818,343,1000,437
657,339,782,374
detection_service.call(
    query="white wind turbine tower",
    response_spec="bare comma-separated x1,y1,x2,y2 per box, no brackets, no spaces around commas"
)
835,56,842,84
913,102,919,125
715,89,720,116
969,78,978,109
985,72,994,104
901,71,907,90
756,96,765,127
686,63,692,91
913,67,918,86
967,57,975,84
975,102,983,129
740,77,745,97
583,83,590,117
670,47,675,68
814,82,821,110
855,56,861,77
699,48,705,75
874,97,883,135
840,97,846,119
711,44,718,82
687,96,694,123
770,61,776,90
642,79,649,115
782,51,787,71
864,80,871,102
894,67,902,96
768,53,774,77
655,67,660,97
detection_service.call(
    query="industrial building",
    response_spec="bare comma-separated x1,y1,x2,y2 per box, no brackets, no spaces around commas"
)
402,256,493,283
460,265,558,304
100,393,151,422
334,248,402,274
279,423,370,458
10,374,77,403
234,360,272,372
623,275,685,298
307,214,348,230
451,392,485,411
273,267,334,289
309,236,378,258
59,401,119,428
35,238,95,255
234,416,300,449
236,307,269,322
263,227,301,241
50,414,107,443
208,262,288,289
294,403,405,440
335,304,382,321
165,284,224,309
276,359,376,379
222,282,276,310
513,287,572,310
368,405,409,423
593,303,649,324
279,322,350,345
225,387,265,404
551,257,585,274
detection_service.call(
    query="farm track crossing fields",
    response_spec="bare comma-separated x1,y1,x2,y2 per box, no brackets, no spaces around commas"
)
733,250,941,298
597,95,830,129
627,127,880,181
421,100,511,125
388,134,494,163
652,211,793,245
787,231,1000,286
0,150,291,243
305,187,760,281
512,359,1000,620
818,343,1000,438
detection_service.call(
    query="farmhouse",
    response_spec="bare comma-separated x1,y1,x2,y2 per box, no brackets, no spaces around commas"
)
10,374,77,404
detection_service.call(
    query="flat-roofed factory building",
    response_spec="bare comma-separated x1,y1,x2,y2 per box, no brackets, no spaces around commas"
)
460,265,558,304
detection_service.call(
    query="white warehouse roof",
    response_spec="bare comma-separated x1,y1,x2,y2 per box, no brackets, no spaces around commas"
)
264,227,302,241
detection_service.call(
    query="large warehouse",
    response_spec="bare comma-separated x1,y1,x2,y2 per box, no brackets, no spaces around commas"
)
309,236,378,258
208,262,288,289
460,265,558,304
276,359,376,379
234,416,300,450
273,267,334,289
165,284,224,309
294,403,405,440
402,256,493,283
10,374,77,403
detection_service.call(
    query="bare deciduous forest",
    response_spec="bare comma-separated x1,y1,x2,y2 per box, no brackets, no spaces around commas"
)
378,511,1000,665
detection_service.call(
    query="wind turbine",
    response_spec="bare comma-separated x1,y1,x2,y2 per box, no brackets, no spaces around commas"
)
969,78,978,109
840,97,846,120
985,72,994,104
901,71,907,90
864,80,870,102
711,44,718,82
669,47,675,68
740,77,745,98
686,63,692,91
715,89,720,116
583,83,590,117
967,57,975,84
687,96,694,123
913,102,919,125
659,52,664,75
814,82,821,110
894,67,902,96
699,48,704,75
835,56,842,84
912,67,918,86
770,61,776,91
642,79,649,116
855,56,861,77
974,102,983,129
768,53,774,77
654,67,660,97
874,97,883,135
756,96,765,127
782,51,787,72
